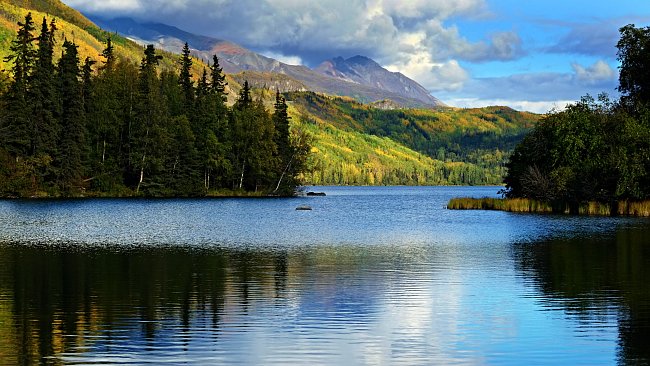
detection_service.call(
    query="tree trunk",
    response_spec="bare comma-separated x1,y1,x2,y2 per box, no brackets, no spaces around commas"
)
136,153,145,194
102,139,106,165
239,161,245,189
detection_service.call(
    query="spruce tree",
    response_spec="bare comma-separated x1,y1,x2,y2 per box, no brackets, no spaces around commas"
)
179,42,194,113
235,80,252,110
87,39,122,189
1,13,37,156
56,40,87,193
210,55,227,102
29,17,59,162
131,45,167,194
99,36,115,72
272,90,296,194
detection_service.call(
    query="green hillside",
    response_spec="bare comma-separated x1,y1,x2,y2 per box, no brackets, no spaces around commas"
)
0,0,231,86
288,92,540,185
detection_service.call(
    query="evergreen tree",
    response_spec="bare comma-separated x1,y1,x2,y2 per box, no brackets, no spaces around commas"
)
29,17,59,163
272,90,297,194
1,13,37,156
179,42,194,113
193,67,230,191
81,57,95,114
86,40,124,191
235,80,252,110
56,40,87,192
231,87,277,190
99,36,115,72
197,68,209,98
131,45,168,194
210,55,227,102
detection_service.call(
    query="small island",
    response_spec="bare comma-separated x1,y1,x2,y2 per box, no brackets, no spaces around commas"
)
449,24,650,217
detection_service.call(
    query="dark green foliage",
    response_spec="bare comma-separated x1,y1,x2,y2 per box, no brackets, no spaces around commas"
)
1,13,36,157
56,40,87,193
178,42,194,113
231,84,277,190
272,90,299,194
617,24,650,109
210,55,227,102
99,36,115,72
30,17,58,158
0,16,308,197
504,25,650,206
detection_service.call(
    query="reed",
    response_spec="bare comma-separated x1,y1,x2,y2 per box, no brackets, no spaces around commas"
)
448,197,650,217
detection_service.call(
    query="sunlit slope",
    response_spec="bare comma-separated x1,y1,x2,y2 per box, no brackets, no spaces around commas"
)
288,92,540,185
0,0,217,79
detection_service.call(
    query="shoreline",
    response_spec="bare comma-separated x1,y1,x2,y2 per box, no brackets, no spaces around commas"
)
447,197,650,217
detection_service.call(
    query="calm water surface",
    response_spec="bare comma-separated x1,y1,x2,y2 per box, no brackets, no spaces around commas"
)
0,186,648,365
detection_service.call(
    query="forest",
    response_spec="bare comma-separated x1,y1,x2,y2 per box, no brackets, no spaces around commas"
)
0,13,309,197
288,92,537,185
502,24,650,207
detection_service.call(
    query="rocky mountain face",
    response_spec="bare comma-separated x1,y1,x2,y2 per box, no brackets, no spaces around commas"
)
315,56,443,107
89,16,445,108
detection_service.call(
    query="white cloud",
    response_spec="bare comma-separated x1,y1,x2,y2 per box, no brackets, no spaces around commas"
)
572,60,616,84
447,98,574,114
262,51,303,66
65,0,140,12
387,53,469,92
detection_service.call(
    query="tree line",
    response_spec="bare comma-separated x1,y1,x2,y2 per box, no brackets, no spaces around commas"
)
0,13,309,197
503,24,650,207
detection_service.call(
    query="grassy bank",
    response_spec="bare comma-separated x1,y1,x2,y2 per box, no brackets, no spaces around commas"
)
447,197,650,217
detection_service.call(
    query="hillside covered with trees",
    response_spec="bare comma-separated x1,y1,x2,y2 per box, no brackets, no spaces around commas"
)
0,13,308,197
289,92,538,185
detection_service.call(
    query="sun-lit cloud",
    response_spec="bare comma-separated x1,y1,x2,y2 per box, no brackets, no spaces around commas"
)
261,51,303,66
64,0,523,67
572,60,616,84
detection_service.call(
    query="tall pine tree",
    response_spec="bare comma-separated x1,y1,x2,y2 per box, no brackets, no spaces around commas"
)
56,40,87,193
29,17,59,159
179,42,194,114
272,90,297,194
210,55,227,103
1,13,37,156
131,45,167,194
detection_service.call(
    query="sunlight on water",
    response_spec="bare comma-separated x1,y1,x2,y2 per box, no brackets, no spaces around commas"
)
0,186,649,365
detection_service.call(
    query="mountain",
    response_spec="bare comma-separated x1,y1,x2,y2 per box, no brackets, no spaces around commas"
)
88,16,445,108
315,56,441,107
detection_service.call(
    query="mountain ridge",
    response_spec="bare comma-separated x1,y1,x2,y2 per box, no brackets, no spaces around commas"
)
88,15,445,108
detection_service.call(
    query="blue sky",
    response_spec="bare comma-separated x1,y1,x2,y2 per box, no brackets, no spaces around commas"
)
64,0,650,112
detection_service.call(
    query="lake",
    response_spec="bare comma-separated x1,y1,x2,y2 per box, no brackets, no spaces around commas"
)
0,186,649,365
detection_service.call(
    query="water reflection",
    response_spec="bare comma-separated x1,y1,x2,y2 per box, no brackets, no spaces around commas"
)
511,224,650,365
0,245,429,364
0,187,649,364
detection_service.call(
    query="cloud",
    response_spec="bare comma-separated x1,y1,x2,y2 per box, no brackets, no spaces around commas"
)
387,57,469,92
572,60,616,84
447,98,574,114
65,0,140,12
437,60,619,112
547,21,619,57
63,0,524,67
261,51,303,66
